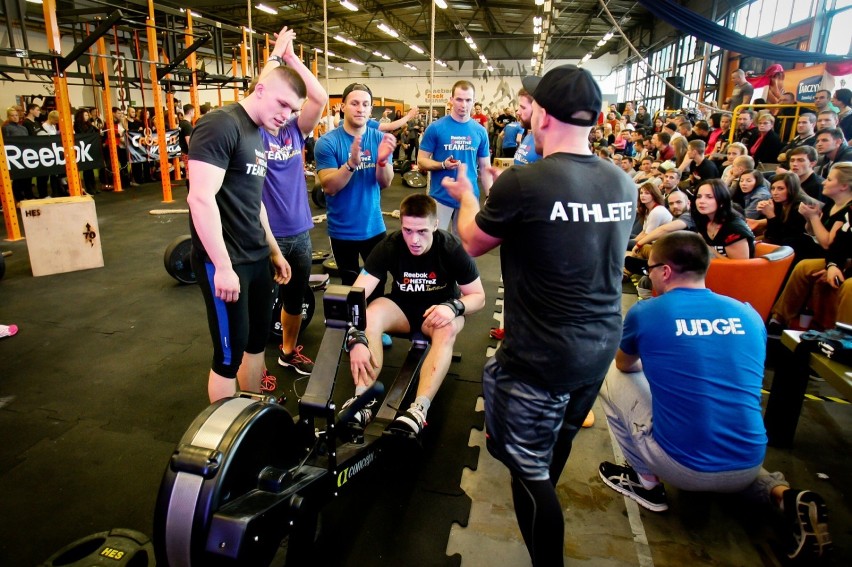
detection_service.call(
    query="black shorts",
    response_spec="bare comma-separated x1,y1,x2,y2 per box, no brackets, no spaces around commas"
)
193,254,275,378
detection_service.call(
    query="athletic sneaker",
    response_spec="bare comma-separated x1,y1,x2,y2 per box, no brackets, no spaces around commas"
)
598,461,668,512
386,405,427,438
783,489,832,560
338,395,378,428
259,370,277,393
277,345,314,375
0,324,19,339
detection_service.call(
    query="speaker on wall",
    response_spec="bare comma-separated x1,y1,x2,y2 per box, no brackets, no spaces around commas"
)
664,76,684,110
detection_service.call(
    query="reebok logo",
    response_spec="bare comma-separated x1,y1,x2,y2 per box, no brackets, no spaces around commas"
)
6,140,94,170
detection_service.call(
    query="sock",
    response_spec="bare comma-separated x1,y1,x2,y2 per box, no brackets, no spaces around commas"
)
355,385,368,396
639,474,660,489
413,395,431,417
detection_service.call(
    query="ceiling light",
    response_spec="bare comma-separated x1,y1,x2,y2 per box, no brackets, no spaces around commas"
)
334,35,357,46
582,53,592,63
255,3,277,14
339,0,359,11
381,54,391,60
530,58,536,66
487,65,494,72
464,37,474,44
404,63,417,70
535,0,543,5
349,58,365,65
378,23,399,38
534,25,542,34
435,0,448,8
532,43,539,54
410,44,424,54
603,31,614,41
470,42,477,50
533,16,542,26
436,59,447,67
479,54,487,62
26,0,43,4
373,50,384,57
596,39,606,47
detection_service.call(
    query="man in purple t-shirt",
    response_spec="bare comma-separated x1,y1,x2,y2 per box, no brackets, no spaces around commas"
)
259,28,328,382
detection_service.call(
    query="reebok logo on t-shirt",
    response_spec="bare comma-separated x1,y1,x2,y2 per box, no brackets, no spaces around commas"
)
246,149,267,176
443,135,474,152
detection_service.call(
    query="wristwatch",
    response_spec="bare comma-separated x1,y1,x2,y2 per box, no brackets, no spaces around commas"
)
267,55,284,65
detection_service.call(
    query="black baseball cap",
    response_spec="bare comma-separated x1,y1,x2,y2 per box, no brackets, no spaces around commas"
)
521,65,602,127
342,82,372,103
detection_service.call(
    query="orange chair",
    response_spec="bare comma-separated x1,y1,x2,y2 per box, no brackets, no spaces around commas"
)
704,243,795,322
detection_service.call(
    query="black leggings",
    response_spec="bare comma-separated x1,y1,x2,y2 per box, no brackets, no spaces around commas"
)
511,476,564,567
329,233,386,302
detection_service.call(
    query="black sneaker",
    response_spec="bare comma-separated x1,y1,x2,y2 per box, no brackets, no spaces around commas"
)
783,489,832,560
338,395,377,428
767,319,784,340
278,345,314,375
386,405,427,438
598,461,668,512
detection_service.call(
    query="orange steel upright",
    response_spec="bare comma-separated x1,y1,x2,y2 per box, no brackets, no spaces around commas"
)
97,35,123,192
241,28,249,98
146,0,172,202
185,12,200,123
42,0,82,198
0,127,22,241
161,48,181,181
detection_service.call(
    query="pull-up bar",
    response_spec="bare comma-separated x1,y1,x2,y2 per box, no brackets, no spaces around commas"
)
59,10,123,72
157,32,212,81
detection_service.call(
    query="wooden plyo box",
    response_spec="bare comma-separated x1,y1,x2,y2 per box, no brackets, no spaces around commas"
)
20,196,104,277
493,157,514,170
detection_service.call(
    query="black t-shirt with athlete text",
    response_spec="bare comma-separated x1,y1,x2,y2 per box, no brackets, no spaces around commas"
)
188,103,269,264
363,229,479,313
476,153,635,392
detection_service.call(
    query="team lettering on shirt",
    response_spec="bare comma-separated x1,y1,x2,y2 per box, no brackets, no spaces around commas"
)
443,135,474,152
246,149,267,176
675,318,746,336
350,148,376,171
398,271,447,293
550,201,633,223
266,139,299,162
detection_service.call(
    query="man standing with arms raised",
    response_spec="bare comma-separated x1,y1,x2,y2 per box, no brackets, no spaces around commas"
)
418,80,492,233
444,65,634,566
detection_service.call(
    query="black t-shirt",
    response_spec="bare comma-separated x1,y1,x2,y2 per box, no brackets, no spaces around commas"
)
799,172,825,204
475,153,635,392
689,158,719,184
188,103,269,264
699,216,755,258
364,229,479,312
178,119,193,154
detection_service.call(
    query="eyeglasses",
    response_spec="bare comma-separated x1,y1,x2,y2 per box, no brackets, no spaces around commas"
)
642,263,666,276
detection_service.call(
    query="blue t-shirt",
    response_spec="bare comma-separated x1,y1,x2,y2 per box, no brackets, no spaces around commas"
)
620,288,767,472
314,126,386,240
514,132,541,165
420,116,490,207
501,121,523,150
260,119,313,238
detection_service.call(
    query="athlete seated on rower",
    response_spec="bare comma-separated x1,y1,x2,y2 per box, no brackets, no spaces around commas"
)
342,194,486,437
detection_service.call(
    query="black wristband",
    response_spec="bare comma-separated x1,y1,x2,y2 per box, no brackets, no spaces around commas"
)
441,298,465,317
345,162,356,172
345,328,369,352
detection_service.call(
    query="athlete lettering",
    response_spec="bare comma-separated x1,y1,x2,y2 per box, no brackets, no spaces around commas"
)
549,201,633,222
674,318,746,336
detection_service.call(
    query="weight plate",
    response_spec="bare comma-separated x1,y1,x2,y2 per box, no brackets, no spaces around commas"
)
402,170,427,188
311,249,330,264
322,258,339,277
311,184,327,209
163,235,196,284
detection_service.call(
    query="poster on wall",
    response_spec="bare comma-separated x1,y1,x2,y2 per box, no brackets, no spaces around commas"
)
126,129,182,163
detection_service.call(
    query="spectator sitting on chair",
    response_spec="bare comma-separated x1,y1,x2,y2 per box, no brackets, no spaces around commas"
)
693,179,755,259
786,146,825,204
815,127,852,179
678,139,719,193
632,157,656,185
768,162,852,334
343,194,486,438
630,182,672,250
599,230,831,562
754,172,814,255
630,189,696,259
724,154,755,194
653,131,675,162
815,110,841,136
732,169,771,228
749,113,784,167
735,109,760,151
776,113,817,172
832,88,852,141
